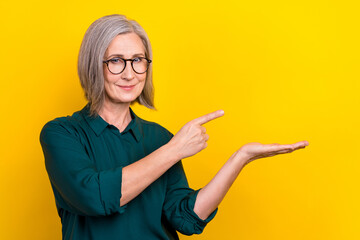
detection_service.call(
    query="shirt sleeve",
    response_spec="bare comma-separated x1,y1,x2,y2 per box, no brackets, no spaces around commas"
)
162,132,218,235
39,120,126,217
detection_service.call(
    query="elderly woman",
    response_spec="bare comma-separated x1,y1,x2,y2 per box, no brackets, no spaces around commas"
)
40,14,309,240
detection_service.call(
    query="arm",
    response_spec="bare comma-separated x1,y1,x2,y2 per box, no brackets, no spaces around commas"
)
193,151,246,220
40,120,180,216
120,143,179,206
40,121,123,216
123,109,309,218
40,110,220,216
120,110,226,206
193,141,309,220
162,160,214,236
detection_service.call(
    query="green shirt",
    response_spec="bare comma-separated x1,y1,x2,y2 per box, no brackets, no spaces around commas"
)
39,104,217,240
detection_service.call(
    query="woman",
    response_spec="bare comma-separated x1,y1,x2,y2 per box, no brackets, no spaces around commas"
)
40,14,309,240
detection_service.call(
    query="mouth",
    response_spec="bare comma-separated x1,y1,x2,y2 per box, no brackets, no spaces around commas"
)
117,84,136,91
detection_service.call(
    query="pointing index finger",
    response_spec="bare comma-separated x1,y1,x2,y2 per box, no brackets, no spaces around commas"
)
193,110,225,125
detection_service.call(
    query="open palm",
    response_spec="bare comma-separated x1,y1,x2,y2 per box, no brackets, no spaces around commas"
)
237,141,309,164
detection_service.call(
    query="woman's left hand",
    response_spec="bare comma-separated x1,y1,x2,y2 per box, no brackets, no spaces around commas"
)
233,141,309,166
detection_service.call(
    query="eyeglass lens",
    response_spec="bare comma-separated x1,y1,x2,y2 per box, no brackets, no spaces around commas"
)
107,58,149,74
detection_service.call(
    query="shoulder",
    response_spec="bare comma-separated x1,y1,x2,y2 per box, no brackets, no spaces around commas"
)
39,110,85,144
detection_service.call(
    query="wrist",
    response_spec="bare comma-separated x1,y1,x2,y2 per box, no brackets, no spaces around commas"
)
162,141,182,164
231,150,250,168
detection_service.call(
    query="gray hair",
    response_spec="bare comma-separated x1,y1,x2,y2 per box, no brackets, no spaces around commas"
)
78,14,155,116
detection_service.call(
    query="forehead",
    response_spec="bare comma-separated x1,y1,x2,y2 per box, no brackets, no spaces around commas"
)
105,32,145,57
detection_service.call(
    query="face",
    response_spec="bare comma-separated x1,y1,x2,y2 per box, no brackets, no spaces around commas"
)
103,32,147,106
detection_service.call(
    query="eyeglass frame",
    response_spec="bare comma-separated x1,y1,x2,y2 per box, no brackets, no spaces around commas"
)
103,57,152,74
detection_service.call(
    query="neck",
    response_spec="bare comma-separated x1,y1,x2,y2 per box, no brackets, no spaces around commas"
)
98,100,132,132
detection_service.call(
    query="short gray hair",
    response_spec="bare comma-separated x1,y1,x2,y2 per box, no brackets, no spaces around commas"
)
78,14,155,116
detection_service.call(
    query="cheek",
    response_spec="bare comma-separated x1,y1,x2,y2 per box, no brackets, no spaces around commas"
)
104,73,118,85
137,82,145,94
103,66,114,82
137,74,146,86
139,77,146,90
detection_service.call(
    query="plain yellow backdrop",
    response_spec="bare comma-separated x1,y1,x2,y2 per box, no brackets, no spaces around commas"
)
1,0,359,239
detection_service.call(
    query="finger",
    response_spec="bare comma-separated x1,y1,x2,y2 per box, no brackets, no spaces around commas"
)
203,133,210,142
275,149,295,154
270,141,308,151
200,126,206,133
293,141,309,149
192,110,225,125
271,141,309,153
268,143,292,150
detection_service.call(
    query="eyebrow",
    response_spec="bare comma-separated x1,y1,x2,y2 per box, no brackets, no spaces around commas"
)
107,53,145,58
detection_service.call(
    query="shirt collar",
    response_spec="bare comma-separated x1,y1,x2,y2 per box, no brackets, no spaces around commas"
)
80,104,142,142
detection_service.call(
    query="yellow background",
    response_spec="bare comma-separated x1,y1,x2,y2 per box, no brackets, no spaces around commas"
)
1,0,359,239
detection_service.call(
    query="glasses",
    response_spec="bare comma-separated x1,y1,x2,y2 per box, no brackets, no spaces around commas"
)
103,57,152,74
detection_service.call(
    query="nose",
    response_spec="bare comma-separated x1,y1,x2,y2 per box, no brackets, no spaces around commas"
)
121,62,135,80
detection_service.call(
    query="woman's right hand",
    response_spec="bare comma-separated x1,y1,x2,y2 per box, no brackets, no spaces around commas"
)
168,110,225,159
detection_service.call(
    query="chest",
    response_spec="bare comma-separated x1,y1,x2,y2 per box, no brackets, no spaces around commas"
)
82,127,148,171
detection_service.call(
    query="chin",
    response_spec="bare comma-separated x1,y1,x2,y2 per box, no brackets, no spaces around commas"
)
116,95,141,104
105,87,143,105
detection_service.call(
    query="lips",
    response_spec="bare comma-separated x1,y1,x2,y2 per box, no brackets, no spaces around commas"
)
117,84,135,90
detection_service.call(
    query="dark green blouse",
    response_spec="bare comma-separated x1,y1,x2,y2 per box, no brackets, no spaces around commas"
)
39,104,217,240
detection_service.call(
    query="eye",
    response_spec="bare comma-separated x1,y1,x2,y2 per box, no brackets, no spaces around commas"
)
109,58,122,63
133,57,142,62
